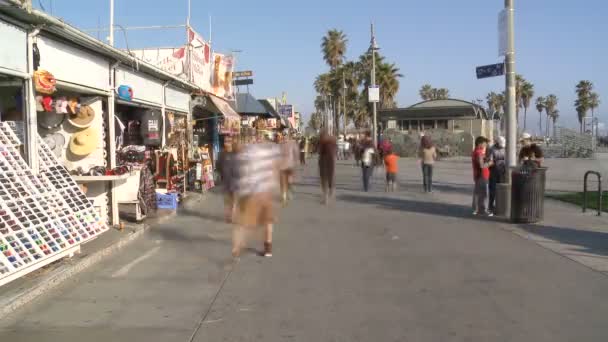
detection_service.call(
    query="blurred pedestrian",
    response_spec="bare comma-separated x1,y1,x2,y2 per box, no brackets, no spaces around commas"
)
487,136,506,214
384,147,399,192
219,139,240,223
418,135,437,193
299,137,307,165
361,135,375,192
318,130,337,204
472,136,493,216
232,139,281,258
280,136,300,205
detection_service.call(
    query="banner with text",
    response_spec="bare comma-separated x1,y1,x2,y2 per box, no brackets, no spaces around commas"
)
212,53,235,100
187,28,212,92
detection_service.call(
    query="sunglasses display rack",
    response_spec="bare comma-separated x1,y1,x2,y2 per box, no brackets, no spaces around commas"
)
0,122,108,286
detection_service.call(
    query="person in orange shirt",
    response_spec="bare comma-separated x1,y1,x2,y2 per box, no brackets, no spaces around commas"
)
384,148,399,192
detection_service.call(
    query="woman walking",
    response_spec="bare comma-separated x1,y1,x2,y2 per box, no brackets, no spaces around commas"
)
418,136,437,193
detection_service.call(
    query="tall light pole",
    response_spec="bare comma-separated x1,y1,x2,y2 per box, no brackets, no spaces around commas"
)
343,71,347,138
370,23,379,147
504,0,517,179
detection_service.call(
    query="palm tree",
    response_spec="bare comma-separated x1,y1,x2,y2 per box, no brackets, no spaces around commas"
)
515,74,526,131
576,80,594,98
419,84,433,101
575,80,593,132
321,29,347,70
520,81,534,132
589,92,600,122
535,96,545,136
377,62,403,109
436,88,450,100
544,95,558,137
550,110,559,138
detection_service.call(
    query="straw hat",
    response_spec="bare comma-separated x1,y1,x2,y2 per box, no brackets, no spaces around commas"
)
68,105,95,128
34,70,56,95
69,127,98,156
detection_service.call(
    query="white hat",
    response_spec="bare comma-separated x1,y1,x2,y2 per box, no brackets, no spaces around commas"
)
497,136,506,148
521,132,531,140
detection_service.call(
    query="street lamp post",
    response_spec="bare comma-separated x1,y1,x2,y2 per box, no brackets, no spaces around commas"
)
370,23,379,147
504,0,517,180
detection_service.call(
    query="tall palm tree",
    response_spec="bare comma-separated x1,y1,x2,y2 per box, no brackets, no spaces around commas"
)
520,81,534,132
550,110,559,138
515,74,526,131
321,29,348,70
544,95,558,137
436,88,450,100
575,80,593,132
576,80,594,98
589,92,600,122
377,62,403,109
486,92,499,117
419,84,433,101
535,96,545,136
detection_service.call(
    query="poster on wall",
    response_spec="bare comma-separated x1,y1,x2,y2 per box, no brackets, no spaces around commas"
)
130,48,187,80
212,53,234,100
187,28,212,92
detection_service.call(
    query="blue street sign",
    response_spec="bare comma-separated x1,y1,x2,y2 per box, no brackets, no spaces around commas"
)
476,63,505,79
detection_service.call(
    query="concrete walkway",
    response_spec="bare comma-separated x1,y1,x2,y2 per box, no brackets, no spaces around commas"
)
1,159,608,341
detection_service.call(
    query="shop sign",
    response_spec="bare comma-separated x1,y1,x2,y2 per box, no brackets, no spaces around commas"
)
188,28,212,92
233,71,253,78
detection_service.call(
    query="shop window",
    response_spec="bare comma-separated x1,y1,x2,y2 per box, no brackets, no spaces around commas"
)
422,120,434,130
437,120,449,129
0,78,26,160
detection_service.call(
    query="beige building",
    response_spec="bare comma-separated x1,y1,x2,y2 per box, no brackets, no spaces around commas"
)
379,99,495,142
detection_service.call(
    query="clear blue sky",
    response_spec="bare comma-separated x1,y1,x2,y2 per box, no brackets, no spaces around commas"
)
36,0,607,133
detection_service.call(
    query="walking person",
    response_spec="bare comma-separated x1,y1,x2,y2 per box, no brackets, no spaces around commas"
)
279,137,299,205
384,148,399,192
218,139,239,223
487,136,506,214
361,135,375,192
232,139,281,258
472,136,493,217
299,137,307,165
318,130,337,204
418,135,437,193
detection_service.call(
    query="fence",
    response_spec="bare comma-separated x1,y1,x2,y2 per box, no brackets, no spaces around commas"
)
544,127,595,159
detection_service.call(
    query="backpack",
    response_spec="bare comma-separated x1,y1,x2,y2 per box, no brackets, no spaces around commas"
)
362,147,374,166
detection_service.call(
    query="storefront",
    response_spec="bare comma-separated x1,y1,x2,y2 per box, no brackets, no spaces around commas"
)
112,68,191,219
190,94,240,192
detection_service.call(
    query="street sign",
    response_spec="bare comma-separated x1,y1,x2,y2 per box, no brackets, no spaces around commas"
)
234,79,254,86
368,86,380,103
233,71,253,78
476,63,505,79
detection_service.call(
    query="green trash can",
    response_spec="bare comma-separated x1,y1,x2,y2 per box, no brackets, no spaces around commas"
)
510,163,547,223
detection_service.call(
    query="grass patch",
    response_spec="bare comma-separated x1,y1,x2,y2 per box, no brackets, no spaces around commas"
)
548,191,608,212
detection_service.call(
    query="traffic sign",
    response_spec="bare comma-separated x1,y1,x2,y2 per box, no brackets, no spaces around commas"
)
476,63,505,79
368,86,380,103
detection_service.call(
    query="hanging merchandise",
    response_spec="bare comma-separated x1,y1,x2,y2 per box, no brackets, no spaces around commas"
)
140,109,163,146
68,126,99,157
117,85,133,101
42,133,66,158
54,97,68,114
68,105,95,128
66,97,80,115
37,109,65,130
33,70,57,95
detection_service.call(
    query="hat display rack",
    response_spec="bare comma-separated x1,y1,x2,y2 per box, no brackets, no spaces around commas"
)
0,122,108,285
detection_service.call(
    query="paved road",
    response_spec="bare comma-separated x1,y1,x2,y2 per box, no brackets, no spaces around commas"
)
1,159,608,341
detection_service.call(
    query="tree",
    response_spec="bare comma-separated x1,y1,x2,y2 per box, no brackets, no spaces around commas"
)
377,62,403,109
307,111,323,131
589,92,600,122
535,96,545,136
520,81,534,132
550,110,559,138
419,84,433,101
321,29,347,70
544,95,558,137
575,80,593,132
514,74,527,133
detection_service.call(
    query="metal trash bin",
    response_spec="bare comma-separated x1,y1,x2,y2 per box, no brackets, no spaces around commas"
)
510,164,547,223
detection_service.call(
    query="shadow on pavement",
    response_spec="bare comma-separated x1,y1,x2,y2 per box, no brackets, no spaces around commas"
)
519,224,608,257
338,193,492,220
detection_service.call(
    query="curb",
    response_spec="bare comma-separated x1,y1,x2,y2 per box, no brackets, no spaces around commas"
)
0,223,150,319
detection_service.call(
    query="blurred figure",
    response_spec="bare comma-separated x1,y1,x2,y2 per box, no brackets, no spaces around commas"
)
299,137,307,165
280,136,300,205
219,139,239,223
418,135,437,193
384,148,399,192
232,139,281,258
487,136,506,214
318,130,337,204
518,132,532,163
354,138,363,167
472,136,493,216
361,135,375,192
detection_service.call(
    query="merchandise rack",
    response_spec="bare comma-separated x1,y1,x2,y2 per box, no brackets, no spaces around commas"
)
0,122,108,286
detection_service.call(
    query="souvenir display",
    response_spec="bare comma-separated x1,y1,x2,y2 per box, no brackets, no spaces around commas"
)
42,133,66,158
37,110,65,130
117,85,133,101
0,122,107,285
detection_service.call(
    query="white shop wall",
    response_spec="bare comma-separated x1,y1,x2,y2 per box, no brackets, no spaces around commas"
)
165,86,190,112
37,37,109,90
115,67,163,105
0,19,27,74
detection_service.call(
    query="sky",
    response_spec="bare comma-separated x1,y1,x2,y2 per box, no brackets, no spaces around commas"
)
34,0,607,133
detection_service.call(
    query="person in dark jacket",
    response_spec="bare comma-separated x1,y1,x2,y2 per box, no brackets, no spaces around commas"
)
487,136,506,214
318,130,337,204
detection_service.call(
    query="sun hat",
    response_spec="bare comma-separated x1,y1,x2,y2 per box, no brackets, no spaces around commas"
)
68,105,95,128
69,127,99,156
38,110,65,130
497,136,506,148
34,70,56,95
521,132,531,140
42,132,66,158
